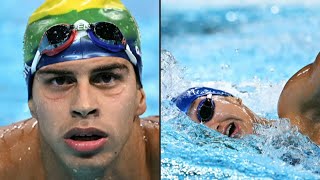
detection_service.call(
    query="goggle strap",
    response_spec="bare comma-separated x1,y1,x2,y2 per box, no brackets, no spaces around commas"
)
31,50,41,74
125,44,137,65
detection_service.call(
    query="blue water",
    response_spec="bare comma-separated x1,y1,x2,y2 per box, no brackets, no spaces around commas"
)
0,0,159,126
161,2,320,179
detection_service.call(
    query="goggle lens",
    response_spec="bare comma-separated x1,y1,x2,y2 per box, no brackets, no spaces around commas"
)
45,25,72,45
94,22,124,44
197,96,214,123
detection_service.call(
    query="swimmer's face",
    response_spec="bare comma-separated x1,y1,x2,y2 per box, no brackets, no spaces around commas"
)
188,96,258,138
29,57,146,170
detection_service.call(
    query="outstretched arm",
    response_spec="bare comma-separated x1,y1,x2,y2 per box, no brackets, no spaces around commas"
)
278,53,320,144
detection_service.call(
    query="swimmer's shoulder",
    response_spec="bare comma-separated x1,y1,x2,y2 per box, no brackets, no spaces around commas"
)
140,116,160,179
140,116,159,140
0,118,44,179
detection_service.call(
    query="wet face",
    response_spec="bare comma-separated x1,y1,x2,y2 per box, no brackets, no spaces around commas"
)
188,96,258,138
29,57,146,170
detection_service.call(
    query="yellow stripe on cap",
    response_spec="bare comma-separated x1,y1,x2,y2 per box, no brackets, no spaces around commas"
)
28,0,126,25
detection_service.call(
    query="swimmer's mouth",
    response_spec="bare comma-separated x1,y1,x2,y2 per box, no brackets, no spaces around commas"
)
64,128,108,141
224,122,239,138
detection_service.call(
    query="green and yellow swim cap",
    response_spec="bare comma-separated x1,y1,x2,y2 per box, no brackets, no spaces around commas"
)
23,0,143,98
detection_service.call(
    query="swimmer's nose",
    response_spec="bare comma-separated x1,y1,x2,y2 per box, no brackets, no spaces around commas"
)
70,81,99,118
71,108,99,118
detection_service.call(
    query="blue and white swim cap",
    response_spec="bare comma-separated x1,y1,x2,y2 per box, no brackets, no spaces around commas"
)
172,87,234,113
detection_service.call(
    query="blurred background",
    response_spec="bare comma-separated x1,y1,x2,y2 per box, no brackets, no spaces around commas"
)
0,0,159,125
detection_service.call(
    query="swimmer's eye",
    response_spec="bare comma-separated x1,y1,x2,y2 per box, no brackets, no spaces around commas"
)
197,95,215,123
47,76,75,86
91,72,122,86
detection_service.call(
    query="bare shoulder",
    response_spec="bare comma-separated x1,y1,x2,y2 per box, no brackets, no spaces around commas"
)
0,118,39,151
278,53,320,145
278,53,320,118
140,115,159,151
0,118,43,178
140,116,159,147
140,116,160,179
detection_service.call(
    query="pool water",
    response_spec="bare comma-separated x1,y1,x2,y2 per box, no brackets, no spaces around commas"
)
0,0,159,126
161,2,320,179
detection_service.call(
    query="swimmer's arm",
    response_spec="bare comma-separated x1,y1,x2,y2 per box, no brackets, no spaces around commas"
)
278,53,320,142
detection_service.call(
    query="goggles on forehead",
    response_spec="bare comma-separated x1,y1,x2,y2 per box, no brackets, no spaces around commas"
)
29,19,137,74
197,93,215,123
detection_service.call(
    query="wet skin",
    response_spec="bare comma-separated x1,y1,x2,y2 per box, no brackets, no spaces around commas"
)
278,53,320,145
187,96,261,138
0,57,159,179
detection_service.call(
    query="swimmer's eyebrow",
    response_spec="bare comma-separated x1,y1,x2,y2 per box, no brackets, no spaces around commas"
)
90,63,129,74
36,69,73,76
35,63,129,76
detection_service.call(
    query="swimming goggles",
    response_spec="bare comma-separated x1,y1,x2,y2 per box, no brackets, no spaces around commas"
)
197,93,215,123
30,19,137,74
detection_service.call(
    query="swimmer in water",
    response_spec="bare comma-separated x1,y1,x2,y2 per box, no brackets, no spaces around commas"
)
172,87,264,138
173,53,320,145
0,0,159,179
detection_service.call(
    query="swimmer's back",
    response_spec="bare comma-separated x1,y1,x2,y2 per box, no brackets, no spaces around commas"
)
0,118,45,179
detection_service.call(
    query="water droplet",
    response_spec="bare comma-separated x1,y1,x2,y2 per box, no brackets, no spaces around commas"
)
32,121,38,128
226,11,237,22
17,123,23,129
143,135,147,142
271,5,280,14
269,68,275,72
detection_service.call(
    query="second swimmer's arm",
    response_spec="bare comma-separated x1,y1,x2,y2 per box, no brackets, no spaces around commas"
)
278,53,320,144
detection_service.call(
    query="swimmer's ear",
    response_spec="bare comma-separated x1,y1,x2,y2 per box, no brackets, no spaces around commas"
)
28,100,37,118
136,89,146,116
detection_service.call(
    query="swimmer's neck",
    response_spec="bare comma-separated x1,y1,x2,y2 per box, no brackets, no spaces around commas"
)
39,117,150,179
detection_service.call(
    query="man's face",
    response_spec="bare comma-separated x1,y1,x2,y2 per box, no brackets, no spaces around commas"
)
188,96,258,138
29,57,146,169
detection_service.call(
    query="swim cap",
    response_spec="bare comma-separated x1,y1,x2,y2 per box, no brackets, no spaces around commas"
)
23,0,142,99
172,87,234,113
